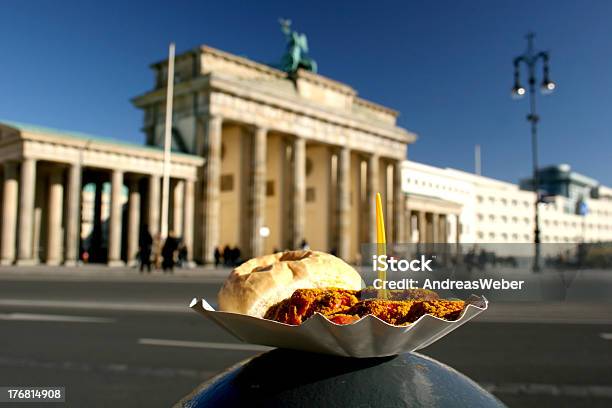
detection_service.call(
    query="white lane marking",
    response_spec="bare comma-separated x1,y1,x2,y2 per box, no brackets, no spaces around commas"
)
600,333,612,340
0,273,227,284
138,338,271,351
476,317,612,325
0,355,214,379
0,299,187,313
481,382,612,398
0,312,114,323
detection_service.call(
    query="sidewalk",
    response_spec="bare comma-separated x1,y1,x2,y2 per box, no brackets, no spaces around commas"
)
0,263,232,282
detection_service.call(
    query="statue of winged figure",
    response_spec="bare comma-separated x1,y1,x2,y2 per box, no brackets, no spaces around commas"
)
279,18,318,74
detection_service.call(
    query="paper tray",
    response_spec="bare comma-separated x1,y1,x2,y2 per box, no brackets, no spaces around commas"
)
189,295,487,358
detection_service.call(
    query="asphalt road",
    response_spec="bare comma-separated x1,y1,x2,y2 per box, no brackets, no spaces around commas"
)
0,270,611,408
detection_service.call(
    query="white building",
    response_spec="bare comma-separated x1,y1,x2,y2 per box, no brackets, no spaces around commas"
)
403,161,612,244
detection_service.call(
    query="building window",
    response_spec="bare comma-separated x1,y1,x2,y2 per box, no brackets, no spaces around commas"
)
501,198,508,205
306,187,316,202
477,195,483,203
220,174,234,192
501,215,508,223
306,158,313,176
477,231,484,239
266,180,275,196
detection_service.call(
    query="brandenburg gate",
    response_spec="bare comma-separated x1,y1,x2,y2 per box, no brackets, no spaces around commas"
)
0,40,415,266
133,45,416,263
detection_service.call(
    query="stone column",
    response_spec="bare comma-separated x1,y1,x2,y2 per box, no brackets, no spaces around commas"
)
292,137,306,248
64,163,81,266
203,116,222,263
17,158,36,265
127,178,141,266
439,214,448,244
250,127,267,258
337,147,350,260
1,162,18,265
455,214,461,244
455,214,462,256
33,180,44,262
393,160,404,243
183,179,195,265
46,170,64,265
417,211,427,243
438,214,447,263
366,154,379,244
148,175,160,237
172,179,184,237
407,211,414,243
431,213,439,243
108,170,124,266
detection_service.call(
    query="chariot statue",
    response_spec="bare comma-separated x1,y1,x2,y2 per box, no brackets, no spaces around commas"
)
279,19,318,74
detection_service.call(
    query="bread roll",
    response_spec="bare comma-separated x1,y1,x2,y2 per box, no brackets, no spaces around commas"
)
218,250,363,317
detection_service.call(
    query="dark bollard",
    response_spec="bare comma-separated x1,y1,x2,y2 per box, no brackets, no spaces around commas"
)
175,349,506,408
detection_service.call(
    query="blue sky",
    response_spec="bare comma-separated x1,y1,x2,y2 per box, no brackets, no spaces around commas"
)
1,0,611,184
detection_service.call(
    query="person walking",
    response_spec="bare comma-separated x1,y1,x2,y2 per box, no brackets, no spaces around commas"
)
222,245,232,266
177,240,188,268
152,233,162,270
214,247,221,267
162,232,179,273
139,225,153,273
232,246,241,266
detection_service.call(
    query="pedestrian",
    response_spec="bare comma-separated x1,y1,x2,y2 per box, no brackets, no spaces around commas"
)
233,246,241,265
178,240,188,267
214,247,221,267
300,239,309,250
162,232,179,273
223,245,232,266
152,233,162,270
139,225,153,273
478,249,487,271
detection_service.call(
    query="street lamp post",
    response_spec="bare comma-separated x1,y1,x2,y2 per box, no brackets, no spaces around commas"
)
511,32,556,272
